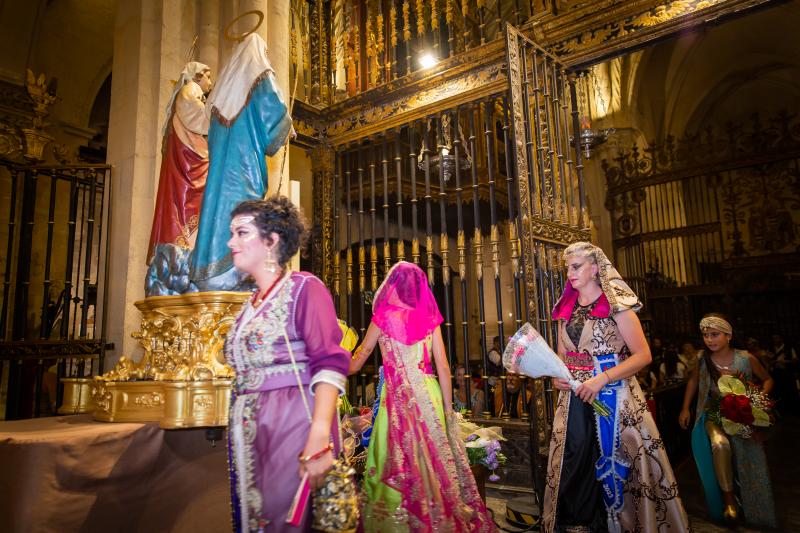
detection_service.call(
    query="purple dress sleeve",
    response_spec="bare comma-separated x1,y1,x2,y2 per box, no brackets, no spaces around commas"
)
294,274,350,394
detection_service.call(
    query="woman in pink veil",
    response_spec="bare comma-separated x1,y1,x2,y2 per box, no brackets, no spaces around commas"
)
350,261,496,532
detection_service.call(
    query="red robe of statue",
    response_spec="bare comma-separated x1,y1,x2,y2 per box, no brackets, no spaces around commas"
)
147,80,210,264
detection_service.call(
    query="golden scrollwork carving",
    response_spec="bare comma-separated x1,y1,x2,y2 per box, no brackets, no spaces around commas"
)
529,215,590,245
550,0,730,56
403,1,411,42
390,5,398,47
0,123,24,161
92,292,248,429
416,0,425,37
333,248,341,296
326,61,505,145
133,392,165,408
311,145,335,287
193,395,213,410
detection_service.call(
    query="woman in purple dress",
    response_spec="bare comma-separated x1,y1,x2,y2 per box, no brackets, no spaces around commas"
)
224,196,350,532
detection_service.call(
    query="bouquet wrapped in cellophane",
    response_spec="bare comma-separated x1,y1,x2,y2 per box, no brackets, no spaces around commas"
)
503,323,611,417
708,374,773,438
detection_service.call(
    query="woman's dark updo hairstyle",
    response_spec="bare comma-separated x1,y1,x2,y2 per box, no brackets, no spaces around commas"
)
231,196,309,266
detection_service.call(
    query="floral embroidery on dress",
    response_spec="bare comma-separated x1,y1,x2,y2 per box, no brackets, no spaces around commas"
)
226,276,295,391
544,313,690,533
226,275,297,532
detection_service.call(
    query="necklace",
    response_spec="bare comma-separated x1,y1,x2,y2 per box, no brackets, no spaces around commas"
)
252,271,285,307
711,351,735,371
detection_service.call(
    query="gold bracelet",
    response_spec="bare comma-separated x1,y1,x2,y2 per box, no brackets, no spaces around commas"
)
603,370,613,383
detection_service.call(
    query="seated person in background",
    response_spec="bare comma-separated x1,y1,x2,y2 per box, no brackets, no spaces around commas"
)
636,363,659,392
659,348,687,384
494,373,532,418
486,336,504,381
679,339,701,373
469,369,487,416
453,364,486,414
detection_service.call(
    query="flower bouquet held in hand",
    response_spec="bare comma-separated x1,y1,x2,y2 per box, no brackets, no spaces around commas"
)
452,412,507,482
503,322,611,417
707,374,773,438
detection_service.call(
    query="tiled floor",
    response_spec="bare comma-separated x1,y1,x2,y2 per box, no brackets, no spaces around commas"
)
486,416,799,532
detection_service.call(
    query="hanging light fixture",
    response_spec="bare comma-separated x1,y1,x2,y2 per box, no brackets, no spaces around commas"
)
577,117,614,159
572,71,614,159
417,114,472,182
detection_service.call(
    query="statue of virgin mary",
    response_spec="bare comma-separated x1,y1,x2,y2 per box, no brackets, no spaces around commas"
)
189,33,293,291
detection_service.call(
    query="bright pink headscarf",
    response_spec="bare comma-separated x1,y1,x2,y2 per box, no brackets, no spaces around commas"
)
371,261,443,345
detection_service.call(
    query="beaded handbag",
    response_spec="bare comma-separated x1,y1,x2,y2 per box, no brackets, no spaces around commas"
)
282,329,360,533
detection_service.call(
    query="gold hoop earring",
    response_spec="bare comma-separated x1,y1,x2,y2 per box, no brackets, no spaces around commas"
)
264,248,279,274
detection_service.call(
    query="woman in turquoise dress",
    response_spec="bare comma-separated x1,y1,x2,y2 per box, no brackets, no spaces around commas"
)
679,313,777,528
349,261,495,532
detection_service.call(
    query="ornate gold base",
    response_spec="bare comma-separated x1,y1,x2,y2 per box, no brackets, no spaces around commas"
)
92,291,249,429
92,378,232,428
58,378,95,415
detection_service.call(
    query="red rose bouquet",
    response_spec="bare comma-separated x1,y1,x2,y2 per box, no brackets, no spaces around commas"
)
709,374,773,438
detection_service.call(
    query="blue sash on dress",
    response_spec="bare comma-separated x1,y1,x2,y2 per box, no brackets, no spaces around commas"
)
593,353,631,533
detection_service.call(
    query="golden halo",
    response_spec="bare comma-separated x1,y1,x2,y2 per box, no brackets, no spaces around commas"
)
223,10,264,42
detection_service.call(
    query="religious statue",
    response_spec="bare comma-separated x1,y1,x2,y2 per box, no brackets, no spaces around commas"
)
145,62,213,296
189,32,293,291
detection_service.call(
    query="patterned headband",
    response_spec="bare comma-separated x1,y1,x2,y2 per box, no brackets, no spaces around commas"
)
699,316,732,336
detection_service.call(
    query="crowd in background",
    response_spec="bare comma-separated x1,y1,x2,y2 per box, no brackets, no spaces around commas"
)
448,332,800,419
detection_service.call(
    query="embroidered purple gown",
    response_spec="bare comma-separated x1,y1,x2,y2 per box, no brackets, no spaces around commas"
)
225,272,350,532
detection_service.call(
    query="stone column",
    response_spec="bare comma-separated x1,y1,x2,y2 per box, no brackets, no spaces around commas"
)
198,0,221,73
104,0,188,369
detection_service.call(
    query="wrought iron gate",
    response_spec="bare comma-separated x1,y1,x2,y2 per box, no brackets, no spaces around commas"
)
505,23,590,490
0,163,111,419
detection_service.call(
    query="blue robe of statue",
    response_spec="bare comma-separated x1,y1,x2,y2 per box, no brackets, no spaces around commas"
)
189,74,292,291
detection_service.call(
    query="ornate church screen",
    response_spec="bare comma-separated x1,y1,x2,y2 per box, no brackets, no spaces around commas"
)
603,112,800,338
332,99,529,419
